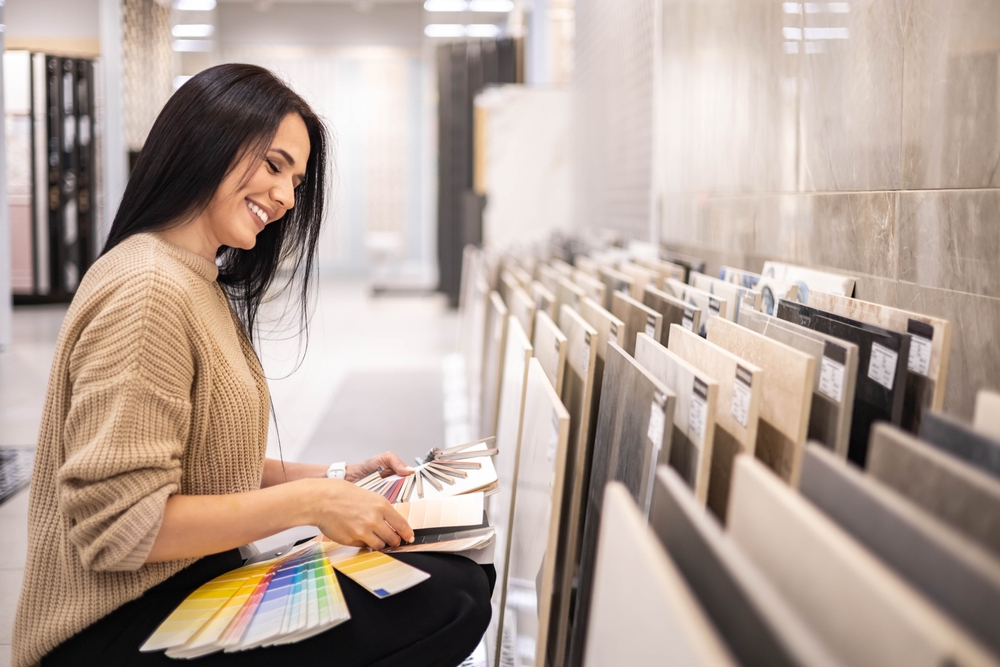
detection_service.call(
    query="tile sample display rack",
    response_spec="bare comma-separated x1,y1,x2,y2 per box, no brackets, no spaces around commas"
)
690,271,761,325
664,278,728,337
718,266,800,316
610,290,662,356
597,265,635,311
643,284,702,348
760,261,856,299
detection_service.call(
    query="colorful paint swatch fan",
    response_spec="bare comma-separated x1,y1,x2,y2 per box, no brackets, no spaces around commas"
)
355,436,499,502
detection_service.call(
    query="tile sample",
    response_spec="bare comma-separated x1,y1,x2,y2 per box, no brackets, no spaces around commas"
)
636,256,686,287
635,333,718,504
610,290,662,356
801,443,1000,656
509,286,537,342
531,281,557,321
480,291,508,438
571,269,606,308
707,317,815,486
660,248,706,281
582,483,737,667
738,309,858,460
618,261,657,301
568,343,675,667
651,465,845,667
552,305,599,664
597,265,635,311
729,455,999,667
975,389,1000,441
719,266,799,315
920,410,1000,481
551,257,574,277
867,423,1000,559
499,270,520,307
643,284,701,348
668,324,762,521
462,272,491,433
776,300,910,467
690,271,762,324
574,254,602,278
531,310,568,395
809,290,952,434
761,261,856,299
664,278,729,338
498,359,571,667
555,275,585,317
537,263,561,294
509,264,534,289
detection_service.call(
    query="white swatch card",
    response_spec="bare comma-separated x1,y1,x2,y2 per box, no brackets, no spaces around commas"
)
868,342,899,391
730,366,752,428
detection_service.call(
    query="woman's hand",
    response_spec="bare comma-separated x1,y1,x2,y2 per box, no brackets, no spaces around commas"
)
345,451,414,483
305,478,415,551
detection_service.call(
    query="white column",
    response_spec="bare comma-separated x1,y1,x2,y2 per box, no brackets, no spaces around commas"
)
99,0,128,246
0,2,12,350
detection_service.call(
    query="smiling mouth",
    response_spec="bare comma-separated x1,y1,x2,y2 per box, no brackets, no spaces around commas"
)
246,199,269,228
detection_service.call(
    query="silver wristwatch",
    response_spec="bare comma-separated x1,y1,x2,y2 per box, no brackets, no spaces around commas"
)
326,461,347,480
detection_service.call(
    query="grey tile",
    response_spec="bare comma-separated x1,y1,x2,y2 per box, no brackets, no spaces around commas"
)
0,570,23,645
920,410,1000,480
799,0,904,191
610,291,662,356
901,0,1000,189
898,189,1000,299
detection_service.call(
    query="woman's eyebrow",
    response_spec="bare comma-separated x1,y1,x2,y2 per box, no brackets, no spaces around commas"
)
270,148,297,167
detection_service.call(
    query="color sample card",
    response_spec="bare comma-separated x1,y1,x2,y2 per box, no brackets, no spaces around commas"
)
326,546,431,598
394,492,485,529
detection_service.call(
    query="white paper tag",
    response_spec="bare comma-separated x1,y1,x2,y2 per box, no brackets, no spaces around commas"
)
582,331,592,375
868,342,899,390
547,413,560,463
682,307,694,332
818,356,846,402
730,365,752,428
689,377,709,442
648,396,666,445
644,315,657,339
908,336,932,377
709,297,721,318
609,321,619,340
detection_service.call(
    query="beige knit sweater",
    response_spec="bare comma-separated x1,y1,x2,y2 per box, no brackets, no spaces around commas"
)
12,233,271,667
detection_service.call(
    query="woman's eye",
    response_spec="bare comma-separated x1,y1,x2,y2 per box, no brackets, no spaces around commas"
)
265,159,279,174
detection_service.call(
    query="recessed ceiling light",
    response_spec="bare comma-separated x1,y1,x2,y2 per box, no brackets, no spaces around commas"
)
424,23,466,37
465,24,500,37
423,0,466,11
174,0,217,11
172,24,214,38
469,0,513,12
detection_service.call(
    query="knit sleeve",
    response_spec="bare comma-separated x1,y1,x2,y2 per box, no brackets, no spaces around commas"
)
56,273,196,572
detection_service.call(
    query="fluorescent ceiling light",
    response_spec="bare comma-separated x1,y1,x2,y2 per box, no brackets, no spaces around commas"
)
424,0,466,11
782,2,802,13
172,39,215,52
781,26,802,40
469,0,513,11
174,0,216,10
465,23,500,37
172,24,214,38
424,23,466,37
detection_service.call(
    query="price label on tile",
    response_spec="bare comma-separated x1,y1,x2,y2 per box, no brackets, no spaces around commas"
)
682,307,695,332
818,341,846,403
906,319,933,377
610,321,619,341
709,297,721,318
582,331,592,375
868,342,899,390
731,365,753,428
689,377,709,441
644,315,657,339
648,393,667,446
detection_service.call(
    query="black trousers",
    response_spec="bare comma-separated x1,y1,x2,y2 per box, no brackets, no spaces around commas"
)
43,550,495,667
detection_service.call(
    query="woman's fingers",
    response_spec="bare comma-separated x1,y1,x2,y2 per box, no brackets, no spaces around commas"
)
380,451,414,477
372,520,403,549
382,505,415,543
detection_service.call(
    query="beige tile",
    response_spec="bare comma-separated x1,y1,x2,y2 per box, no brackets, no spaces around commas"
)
901,0,1000,189
898,189,1000,299
799,0,903,191
0,570,23,645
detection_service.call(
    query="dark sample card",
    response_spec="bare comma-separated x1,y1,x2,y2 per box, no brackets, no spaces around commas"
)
643,284,701,348
776,299,910,467
610,290,662,356
919,410,1000,481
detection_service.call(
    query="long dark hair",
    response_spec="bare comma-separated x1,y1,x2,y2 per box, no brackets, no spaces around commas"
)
103,63,329,348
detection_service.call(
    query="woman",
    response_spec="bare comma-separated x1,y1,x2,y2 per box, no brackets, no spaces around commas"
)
13,64,492,667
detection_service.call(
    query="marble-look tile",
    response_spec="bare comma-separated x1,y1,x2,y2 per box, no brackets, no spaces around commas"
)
895,282,1000,420
901,0,1000,189
798,0,903,191
898,189,1000,300
975,390,1000,440
919,410,1000,483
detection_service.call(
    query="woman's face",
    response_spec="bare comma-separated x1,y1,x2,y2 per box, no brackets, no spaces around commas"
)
202,112,311,251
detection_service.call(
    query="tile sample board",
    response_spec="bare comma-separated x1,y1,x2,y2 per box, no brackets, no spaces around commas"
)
578,297,626,485
729,455,1000,667
668,324,763,521
567,343,675,667
660,249,706,281
719,266,799,315
582,483,737,667
572,269,606,307
643,284,701,348
636,256,686,286
498,359,571,667
618,261,656,301
532,310,568,395
761,261,856,299
509,286,537,342
737,310,857,459
464,272,491,434
509,264,534,289
975,390,1000,441
920,410,1000,480
867,423,1000,559
480,291,509,438
776,299,910,467
665,278,728,337
635,334,718,504
597,265,634,311
499,270,520,307
530,281,557,321
690,271,762,324
555,274,585,317
651,465,845,667
610,290,662,356
707,317,815,486
801,444,1000,656
809,291,952,434
537,263,560,294
574,254,601,278
552,305,599,664
551,257,574,277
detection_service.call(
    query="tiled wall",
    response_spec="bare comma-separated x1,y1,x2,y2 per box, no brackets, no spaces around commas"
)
573,0,1000,417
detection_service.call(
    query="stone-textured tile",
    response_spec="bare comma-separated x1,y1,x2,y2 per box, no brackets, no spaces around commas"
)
896,282,1000,419
0,570,23,645
901,0,1000,189
898,189,1000,299
850,276,899,307
799,0,903,191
